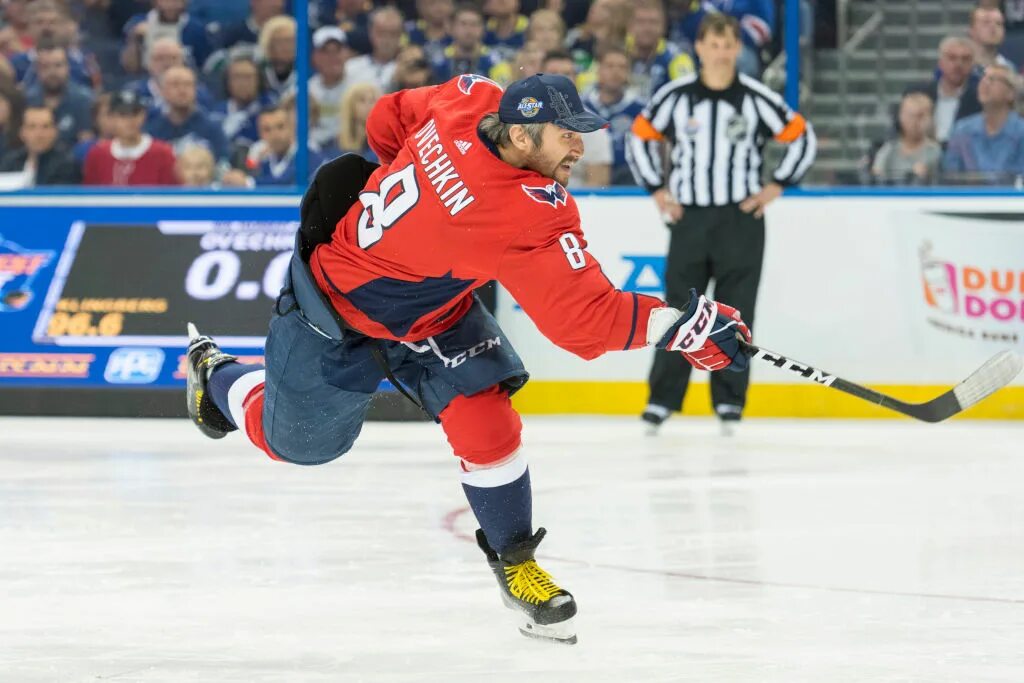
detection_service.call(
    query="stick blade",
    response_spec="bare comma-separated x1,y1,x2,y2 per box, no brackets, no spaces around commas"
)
951,350,1023,412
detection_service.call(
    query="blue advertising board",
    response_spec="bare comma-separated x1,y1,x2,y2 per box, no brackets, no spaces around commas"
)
0,196,301,389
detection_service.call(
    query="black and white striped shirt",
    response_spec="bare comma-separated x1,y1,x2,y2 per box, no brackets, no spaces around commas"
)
626,73,817,206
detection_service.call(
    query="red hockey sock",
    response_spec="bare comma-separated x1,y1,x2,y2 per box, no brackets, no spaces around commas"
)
241,384,283,461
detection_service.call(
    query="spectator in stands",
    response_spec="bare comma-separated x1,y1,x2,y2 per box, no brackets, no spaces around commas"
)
83,89,177,185
970,5,1016,70
213,55,267,156
121,0,212,77
628,0,694,100
125,37,214,111
406,0,453,65
583,45,644,185
72,92,115,166
258,14,296,100
677,0,774,77
524,9,565,55
145,64,228,161
245,104,324,186
0,83,24,158
907,36,981,144
325,0,372,54
217,0,286,52
175,143,215,185
565,0,630,75
431,3,503,82
943,64,1024,182
388,43,434,92
309,26,351,148
871,92,941,185
344,6,403,92
322,82,380,162
11,1,97,90
502,40,544,84
24,41,92,146
542,49,612,186
0,104,79,184
484,0,528,62
0,0,32,56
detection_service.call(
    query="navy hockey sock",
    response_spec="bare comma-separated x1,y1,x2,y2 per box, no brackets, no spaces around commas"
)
461,454,532,556
207,362,265,429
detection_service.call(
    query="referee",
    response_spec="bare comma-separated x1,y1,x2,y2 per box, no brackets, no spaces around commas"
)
626,13,816,435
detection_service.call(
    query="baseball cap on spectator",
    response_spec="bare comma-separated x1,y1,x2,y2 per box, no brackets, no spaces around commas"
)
499,73,608,133
109,90,146,114
313,26,348,49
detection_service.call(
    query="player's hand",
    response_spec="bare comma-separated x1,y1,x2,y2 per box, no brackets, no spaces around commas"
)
739,182,782,218
656,289,752,373
653,188,683,224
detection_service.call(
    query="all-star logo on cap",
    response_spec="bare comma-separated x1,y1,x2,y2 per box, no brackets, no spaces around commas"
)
517,96,543,118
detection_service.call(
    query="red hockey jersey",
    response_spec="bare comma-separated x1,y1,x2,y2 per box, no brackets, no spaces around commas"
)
310,75,664,360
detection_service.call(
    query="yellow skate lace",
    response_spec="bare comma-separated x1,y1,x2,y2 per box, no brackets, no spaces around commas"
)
504,559,561,605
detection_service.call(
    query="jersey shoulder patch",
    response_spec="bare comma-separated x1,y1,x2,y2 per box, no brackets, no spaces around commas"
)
520,181,568,208
457,73,501,95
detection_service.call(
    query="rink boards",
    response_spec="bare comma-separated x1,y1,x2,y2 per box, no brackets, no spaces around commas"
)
0,190,1021,418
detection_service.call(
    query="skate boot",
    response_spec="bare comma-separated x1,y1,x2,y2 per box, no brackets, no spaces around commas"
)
477,528,577,645
641,404,670,436
185,322,237,439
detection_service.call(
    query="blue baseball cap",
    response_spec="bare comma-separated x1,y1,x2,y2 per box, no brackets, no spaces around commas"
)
498,73,608,133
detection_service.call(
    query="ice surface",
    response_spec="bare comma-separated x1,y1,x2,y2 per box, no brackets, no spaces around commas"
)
1,416,1022,682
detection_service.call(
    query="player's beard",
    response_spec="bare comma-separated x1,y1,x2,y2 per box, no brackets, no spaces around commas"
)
527,148,573,187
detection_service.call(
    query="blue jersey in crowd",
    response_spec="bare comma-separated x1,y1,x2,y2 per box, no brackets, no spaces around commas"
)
11,48,95,91
628,38,696,101
404,20,453,65
123,10,214,68
251,145,326,186
430,46,505,83
678,0,775,50
145,108,229,162
582,89,645,183
24,83,94,146
484,15,529,62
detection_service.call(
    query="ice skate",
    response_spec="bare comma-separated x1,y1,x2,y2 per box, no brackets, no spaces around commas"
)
477,528,577,645
185,322,238,439
641,404,670,436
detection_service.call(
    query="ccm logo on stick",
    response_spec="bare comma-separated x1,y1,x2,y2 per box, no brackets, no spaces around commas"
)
754,349,837,386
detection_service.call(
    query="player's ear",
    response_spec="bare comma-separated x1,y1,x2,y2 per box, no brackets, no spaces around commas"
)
507,124,532,152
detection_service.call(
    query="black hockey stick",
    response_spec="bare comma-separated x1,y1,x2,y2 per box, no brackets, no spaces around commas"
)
739,340,1022,423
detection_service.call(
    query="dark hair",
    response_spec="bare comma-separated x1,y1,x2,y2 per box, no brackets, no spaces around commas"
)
542,48,574,64
696,13,741,41
596,43,629,63
453,2,484,21
0,85,26,149
258,103,285,119
33,37,66,56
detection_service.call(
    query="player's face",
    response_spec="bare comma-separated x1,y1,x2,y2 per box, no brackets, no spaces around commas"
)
525,123,583,186
695,30,741,74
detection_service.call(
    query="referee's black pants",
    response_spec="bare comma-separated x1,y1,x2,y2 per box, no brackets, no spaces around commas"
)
648,204,765,417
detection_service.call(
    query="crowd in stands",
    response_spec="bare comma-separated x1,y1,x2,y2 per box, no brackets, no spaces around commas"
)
872,1,1024,185
0,0,1018,189
0,0,788,189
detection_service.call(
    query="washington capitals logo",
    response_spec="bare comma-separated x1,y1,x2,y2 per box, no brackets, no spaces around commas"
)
521,182,568,208
458,73,500,95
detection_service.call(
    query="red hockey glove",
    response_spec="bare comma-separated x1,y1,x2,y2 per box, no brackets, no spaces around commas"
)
655,289,752,373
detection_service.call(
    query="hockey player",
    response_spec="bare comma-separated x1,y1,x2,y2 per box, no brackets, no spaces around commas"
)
185,72,751,644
